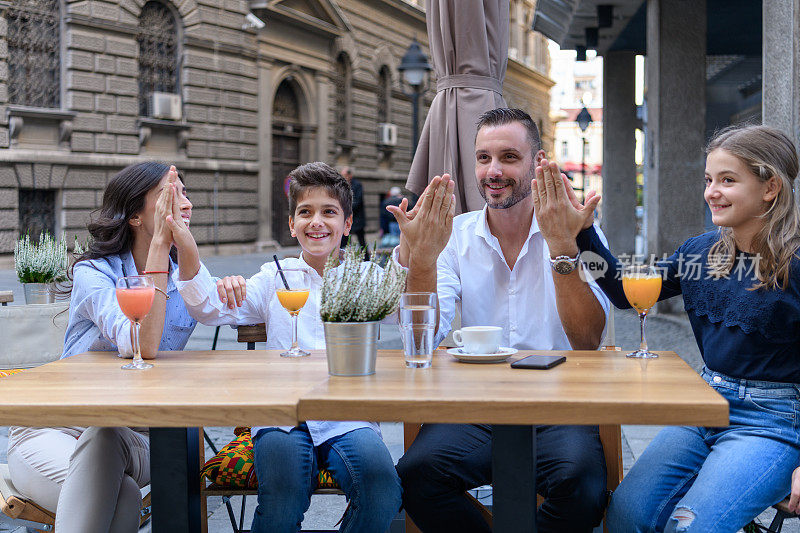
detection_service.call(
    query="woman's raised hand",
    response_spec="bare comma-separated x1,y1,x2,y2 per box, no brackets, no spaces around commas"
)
217,276,247,309
152,166,177,246
165,167,195,251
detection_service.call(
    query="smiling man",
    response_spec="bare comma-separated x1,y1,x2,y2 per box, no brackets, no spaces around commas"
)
392,108,611,533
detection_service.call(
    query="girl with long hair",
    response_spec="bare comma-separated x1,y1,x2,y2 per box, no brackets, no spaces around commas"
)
536,124,800,532
7,161,198,533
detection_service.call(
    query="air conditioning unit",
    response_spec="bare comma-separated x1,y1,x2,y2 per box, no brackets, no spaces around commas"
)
150,92,182,121
377,123,398,146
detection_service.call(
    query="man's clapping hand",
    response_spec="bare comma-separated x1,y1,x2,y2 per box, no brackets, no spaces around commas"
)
532,159,601,255
388,175,455,269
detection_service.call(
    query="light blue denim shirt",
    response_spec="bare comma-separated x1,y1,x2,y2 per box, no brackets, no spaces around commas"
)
62,251,196,359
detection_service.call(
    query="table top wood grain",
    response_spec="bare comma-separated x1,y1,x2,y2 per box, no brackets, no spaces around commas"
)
0,349,728,428
0,350,329,427
298,350,729,426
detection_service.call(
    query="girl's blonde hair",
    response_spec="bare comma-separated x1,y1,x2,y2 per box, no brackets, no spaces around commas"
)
706,125,800,290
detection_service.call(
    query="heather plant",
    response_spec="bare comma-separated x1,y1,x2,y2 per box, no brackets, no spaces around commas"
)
320,243,406,322
14,232,69,284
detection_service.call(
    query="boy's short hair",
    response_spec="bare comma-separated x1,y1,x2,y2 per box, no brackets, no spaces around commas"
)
287,162,353,219
475,108,542,155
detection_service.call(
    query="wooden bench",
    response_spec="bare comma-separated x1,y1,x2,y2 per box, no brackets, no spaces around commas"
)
0,291,13,306
0,463,151,532
0,464,54,532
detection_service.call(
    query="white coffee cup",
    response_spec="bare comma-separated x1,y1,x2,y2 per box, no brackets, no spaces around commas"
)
452,326,503,354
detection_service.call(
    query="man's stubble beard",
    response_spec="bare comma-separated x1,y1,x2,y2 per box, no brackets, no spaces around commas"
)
479,164,534,210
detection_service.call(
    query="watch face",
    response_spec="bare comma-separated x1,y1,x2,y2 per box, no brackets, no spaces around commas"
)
553,259,576,275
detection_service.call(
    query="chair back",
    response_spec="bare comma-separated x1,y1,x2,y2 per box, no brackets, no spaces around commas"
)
236,324,267,344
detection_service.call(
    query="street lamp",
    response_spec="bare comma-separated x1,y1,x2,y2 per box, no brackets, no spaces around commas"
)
576,105,593,202
398,38,432,157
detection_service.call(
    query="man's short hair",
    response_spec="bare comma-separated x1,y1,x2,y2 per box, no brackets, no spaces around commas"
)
475,108,542,155
288,162,353,220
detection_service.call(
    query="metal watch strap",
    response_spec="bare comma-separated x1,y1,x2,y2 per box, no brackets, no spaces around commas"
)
549,253,580,275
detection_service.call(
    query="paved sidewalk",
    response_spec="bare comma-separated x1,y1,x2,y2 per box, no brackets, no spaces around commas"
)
0,249,794,532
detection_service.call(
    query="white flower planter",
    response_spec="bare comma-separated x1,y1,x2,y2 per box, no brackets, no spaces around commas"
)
23,283,55,304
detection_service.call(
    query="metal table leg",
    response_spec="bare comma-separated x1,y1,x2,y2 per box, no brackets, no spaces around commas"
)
150,428,201,533
492,424,537,533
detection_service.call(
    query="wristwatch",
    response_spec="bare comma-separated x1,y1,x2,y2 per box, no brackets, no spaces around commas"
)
550,253,580,275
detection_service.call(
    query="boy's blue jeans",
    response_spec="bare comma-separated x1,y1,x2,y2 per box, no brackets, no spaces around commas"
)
607,367,800,533
251,424,402,533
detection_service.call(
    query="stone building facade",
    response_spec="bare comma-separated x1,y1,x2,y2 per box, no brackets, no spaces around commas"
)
0,0,552,254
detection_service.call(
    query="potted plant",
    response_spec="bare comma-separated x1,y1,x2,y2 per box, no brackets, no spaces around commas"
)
320,244,407,376
14,232,69,304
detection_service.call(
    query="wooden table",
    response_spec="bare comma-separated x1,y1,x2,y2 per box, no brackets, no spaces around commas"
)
0,348,727,533
0,350,331,532
299,349,728,532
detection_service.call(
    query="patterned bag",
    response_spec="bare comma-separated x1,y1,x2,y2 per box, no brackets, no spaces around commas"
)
201,427,340,490
201,427,258,488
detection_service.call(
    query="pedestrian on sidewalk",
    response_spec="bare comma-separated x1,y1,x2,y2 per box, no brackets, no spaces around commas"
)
338,166,369,259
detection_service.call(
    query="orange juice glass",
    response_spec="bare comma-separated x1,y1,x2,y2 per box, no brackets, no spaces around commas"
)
274,268,312,357
622,265,662,359
116,275,155,369
276,289,310,315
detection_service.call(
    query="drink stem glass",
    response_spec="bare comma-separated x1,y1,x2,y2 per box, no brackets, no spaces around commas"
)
129,317,150,369
638,311,649,354
290,310,300,354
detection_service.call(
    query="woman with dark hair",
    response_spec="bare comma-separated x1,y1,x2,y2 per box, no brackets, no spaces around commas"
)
7,162,197,533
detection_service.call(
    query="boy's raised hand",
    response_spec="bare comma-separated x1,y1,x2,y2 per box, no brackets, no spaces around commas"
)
532,159,601,254
388,175,455,268
217,275,246,309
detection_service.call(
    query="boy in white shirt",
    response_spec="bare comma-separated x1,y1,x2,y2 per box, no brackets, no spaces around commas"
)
169,161,454,533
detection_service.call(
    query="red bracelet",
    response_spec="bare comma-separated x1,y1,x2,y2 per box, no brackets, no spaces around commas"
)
143,270,169,274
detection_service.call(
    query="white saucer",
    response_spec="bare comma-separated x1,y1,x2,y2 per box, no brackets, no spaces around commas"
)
447,347,518,364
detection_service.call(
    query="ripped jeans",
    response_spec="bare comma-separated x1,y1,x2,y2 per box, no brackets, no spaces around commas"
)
607,367,800,533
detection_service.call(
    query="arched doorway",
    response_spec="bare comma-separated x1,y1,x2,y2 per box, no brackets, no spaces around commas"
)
271,80,303,245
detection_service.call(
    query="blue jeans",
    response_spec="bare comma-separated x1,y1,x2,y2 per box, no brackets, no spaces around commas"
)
251,425,402,533
607,367,800,533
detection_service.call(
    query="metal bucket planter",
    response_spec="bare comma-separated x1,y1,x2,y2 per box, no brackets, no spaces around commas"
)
23,283,55,304
323,321,380,376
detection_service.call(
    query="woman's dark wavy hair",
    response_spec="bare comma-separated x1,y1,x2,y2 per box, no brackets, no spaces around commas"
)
63,162,176,289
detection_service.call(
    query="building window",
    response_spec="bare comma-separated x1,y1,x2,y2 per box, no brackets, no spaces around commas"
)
7,0,61,108
334,53,352,141
561,141,569,159
18,189,56,239
377,66,391,124
138,1,179,117
273,81,300,123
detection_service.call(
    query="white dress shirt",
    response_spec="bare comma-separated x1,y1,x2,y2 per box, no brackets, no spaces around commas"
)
175,255,387,445
432,207,610,349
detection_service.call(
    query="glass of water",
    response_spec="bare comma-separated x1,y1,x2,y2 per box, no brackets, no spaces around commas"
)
399,292,437,368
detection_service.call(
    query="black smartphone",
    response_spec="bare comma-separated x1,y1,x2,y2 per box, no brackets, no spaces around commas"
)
510,355,566,369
